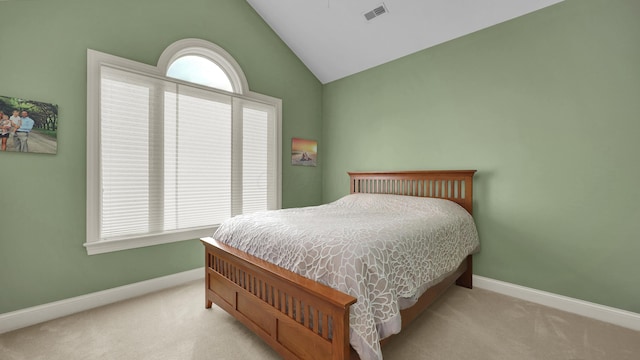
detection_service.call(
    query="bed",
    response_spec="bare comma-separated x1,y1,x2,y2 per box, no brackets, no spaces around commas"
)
201,170,478,360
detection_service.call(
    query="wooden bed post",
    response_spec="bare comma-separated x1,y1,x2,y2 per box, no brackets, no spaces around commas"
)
455,255,473,289
205,250,213,309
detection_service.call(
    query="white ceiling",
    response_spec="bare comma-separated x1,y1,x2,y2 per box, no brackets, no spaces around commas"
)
247,0,564,84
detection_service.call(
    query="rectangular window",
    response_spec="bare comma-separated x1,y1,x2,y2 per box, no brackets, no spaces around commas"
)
86,50,281,255
242,103,275,214
162,86,233,231
100,69,154,239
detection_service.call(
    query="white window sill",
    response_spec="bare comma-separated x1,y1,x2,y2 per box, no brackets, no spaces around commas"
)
84,227,216,255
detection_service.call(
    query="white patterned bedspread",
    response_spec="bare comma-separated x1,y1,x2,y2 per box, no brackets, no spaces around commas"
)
213,193,480,360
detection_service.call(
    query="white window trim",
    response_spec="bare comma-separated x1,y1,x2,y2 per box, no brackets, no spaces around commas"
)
85,40,281,255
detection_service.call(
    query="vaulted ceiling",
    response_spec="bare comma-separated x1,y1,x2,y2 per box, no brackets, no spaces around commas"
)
247,0,565,84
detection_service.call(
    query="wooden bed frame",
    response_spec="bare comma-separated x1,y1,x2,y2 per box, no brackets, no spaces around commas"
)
201,170,477,360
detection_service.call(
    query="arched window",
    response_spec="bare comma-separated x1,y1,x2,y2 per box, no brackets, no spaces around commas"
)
86,39,281,255
157,38,248,94
166,55,233,92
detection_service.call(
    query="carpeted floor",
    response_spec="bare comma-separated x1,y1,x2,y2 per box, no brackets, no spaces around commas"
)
1,280,638,360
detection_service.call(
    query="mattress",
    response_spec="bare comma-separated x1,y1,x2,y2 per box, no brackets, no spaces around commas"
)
213,193,480,360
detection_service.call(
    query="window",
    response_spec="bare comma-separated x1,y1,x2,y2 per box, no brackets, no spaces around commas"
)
166,55,233,91
86,39,281,255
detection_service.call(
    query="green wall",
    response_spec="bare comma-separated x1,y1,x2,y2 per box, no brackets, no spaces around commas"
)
2,0,638,318
0,0,322,314
323,0,640,313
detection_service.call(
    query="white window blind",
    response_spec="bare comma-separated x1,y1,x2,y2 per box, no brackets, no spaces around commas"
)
101,68,156,239
163,85,233,231
242,104,275,215
95,64,278,246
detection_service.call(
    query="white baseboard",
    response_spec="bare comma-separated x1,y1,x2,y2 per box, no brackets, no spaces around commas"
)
2,271,637,335
0,267,204,335
473,275,640,332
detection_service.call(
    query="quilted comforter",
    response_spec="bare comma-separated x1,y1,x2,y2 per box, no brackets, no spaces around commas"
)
213,193,480,360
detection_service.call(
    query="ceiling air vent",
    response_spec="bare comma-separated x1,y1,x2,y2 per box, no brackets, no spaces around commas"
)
364,4,388,21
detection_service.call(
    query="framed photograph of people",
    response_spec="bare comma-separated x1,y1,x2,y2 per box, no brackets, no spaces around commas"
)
291,137,317,167
0,95,58,155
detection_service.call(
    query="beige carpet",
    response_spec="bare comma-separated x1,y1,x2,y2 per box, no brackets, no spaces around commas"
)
1,280,638,360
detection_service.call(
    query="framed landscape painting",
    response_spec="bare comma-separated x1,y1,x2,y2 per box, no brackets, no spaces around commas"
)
291,137,317,167
0,95,58,154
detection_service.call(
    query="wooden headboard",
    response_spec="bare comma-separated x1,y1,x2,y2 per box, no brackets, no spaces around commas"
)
348,170,477,215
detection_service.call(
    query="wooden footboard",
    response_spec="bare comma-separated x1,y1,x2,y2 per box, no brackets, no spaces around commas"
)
202,237,357,360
